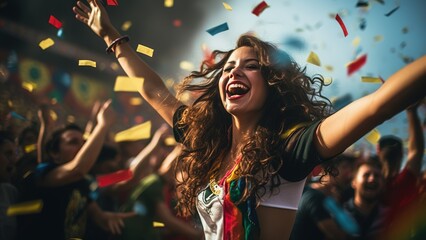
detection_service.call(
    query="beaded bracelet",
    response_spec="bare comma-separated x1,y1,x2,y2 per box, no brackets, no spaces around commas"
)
105,35,130,54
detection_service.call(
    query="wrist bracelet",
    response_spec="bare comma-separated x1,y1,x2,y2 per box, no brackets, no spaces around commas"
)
106,35,130,54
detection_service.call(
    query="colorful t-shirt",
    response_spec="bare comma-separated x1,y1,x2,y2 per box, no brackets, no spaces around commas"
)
173,105,325,240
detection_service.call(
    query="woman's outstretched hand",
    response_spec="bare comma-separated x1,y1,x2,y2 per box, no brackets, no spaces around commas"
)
73,0,116,39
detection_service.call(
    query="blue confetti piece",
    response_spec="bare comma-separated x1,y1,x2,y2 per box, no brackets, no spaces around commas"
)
323,196,360,236
133,201,147,216
10,111,28,121
206,22,229,36
57,28,63,38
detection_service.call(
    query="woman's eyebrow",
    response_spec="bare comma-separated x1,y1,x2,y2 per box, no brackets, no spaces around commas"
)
225,58,259,65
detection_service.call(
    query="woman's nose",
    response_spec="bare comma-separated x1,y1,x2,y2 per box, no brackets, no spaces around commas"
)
229,66,242,79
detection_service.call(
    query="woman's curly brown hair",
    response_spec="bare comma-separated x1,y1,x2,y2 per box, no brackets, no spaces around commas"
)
174,34,332,217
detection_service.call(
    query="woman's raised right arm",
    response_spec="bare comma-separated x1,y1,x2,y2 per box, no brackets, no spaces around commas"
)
73,0,182,126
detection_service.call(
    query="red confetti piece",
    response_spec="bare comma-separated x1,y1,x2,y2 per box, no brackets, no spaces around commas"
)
311,165,322,177
378,75,385,83
252,1,269,16
202,46,215,67
48,15,62,29
347,54,367,76
96,169,133,188
335,14,348,37
107,0,119,6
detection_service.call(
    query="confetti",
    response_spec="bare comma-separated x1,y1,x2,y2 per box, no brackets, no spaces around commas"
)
179,61,194,71
121,21,132,31
153,222,165,227
129,97,143,106
39,38,55,50
164,136,177,146
136,44,154,57
352,36,361,47
97,169,133,187
164,0,174,8
206,22,229,36
107,0,119,6
24,144,37,153
385,6,400,17
21,82,35,92
306,51,321,66
115,121,152,142
134,202,147,215
114,76,145,92
48,15,62,29
223,2,232,11
361,76,382,83
335,14,348,37
359,18,366,30
324,65,334,72
347,54,367,76
10,111,28,121
78,60,96,68
252,1,269,16
356,1,369,8
365,128,381,145
173,19,182,27
7,200,43,216
202,44,215,67
374,35,383,42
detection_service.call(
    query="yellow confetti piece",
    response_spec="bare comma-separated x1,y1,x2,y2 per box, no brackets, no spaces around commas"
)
153,221,165,227
352,36,361,47
136,44,154,57
164,136,177,146
121,21,132,31
165,78,175,88
324,65,334,72
114,76,145,92
24,144,37,153
78,60,96,68
49,109,58,121
164,0,173,7
374,35,383,42
39,38,54,50
129,97,143,106
179,61,194,71
306,51,321,66
364,128,381,145
223,2,233,11
110,62,120,71
7,200,43,216
7,100,13,107
83,132,90,140
361,76,382,83
115,121,151,142
22,82,35,92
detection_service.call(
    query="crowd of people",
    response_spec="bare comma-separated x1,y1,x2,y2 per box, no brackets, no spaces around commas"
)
1,0,425,239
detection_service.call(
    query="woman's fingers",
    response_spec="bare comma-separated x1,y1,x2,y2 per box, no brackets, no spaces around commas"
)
77,0,92,14
72,6,88,19
74,13,88,25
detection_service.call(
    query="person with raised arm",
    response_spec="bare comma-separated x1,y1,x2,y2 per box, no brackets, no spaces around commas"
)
73,1,426,239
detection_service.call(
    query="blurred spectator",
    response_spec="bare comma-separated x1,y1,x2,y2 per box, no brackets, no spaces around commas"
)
290,153,357,240
0,131,19,240
16,100,134,239
343,158,388,240
377,103,424,237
